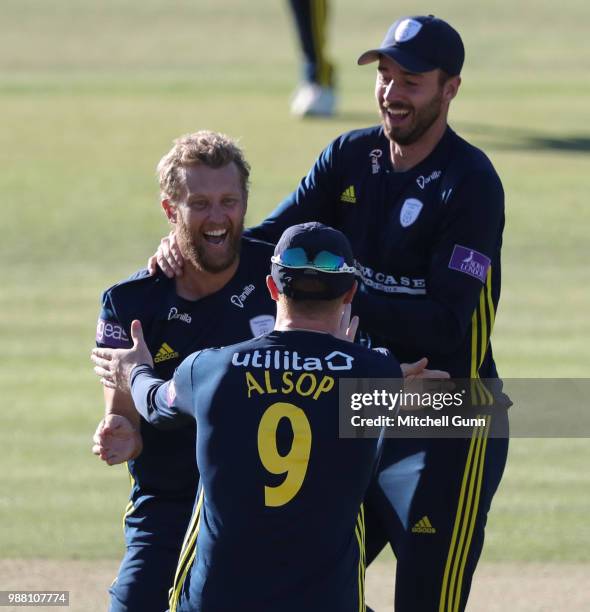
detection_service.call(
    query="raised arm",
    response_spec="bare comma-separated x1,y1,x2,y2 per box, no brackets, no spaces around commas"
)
246,140,340,243
92,295,143,464
93,320,195,430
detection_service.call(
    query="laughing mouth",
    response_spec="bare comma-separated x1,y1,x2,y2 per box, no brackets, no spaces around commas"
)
203,228,228,245
385,106,411,119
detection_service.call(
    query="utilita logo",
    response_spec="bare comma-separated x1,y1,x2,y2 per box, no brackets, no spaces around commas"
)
232,349,354,371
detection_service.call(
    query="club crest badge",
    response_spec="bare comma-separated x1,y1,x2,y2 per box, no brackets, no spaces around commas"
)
399,198,423,228
395,19,423,42
249,315,275,337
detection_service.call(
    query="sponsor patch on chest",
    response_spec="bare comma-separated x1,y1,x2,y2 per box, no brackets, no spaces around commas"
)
231,283,255,308
369,149,383,174
168,307,192,324
448,245,491,283
416,170,441,189
232,349,353,371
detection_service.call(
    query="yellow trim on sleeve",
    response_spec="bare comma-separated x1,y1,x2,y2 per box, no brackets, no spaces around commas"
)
470,310,478,378
486,268,495,330
479,289,487,366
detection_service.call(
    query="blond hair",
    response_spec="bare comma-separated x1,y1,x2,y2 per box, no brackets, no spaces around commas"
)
157,130,250,202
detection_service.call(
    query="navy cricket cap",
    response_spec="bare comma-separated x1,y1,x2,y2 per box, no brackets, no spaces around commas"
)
271,222,357,300
357,15,464,76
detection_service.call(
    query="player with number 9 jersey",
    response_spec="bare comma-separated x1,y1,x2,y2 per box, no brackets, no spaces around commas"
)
130,329,402,612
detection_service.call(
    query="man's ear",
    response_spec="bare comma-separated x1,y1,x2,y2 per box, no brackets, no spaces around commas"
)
161,199,177,224
266,275,280,302
443,75,461,103
342,280,358,305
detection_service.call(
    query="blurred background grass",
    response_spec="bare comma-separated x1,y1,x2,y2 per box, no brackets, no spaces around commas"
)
0,0,588,562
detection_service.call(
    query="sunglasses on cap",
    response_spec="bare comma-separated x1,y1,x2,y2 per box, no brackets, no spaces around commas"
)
271,248,357,274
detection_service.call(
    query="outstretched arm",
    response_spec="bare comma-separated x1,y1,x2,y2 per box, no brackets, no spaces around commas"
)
91,319,154,392
93,320,194,429
91,318,154,463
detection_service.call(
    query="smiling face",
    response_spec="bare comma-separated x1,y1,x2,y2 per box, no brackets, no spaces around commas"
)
375,55,458,146
165,162,246,274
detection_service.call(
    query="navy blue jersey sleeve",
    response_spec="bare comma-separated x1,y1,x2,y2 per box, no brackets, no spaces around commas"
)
95,290,132,349
354,169,504,355
130,353,200,430
246,141,339,243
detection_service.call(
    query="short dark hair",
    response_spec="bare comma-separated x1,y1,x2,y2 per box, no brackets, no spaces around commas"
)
282,277,346,316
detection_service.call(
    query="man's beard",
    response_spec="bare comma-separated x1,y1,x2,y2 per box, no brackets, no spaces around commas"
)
382,89,443,146
177,219,243,274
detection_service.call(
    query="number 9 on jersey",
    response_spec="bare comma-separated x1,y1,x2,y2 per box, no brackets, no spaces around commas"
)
257,402,312,507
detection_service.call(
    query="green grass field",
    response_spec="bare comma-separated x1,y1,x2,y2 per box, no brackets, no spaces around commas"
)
1,0,589,580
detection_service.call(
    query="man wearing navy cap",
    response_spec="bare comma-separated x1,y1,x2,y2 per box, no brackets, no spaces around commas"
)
247,15,510,612
151,15,509,612
96,222,404,612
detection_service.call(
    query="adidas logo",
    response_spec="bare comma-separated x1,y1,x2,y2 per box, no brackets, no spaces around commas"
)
340,185,356,204
154,342,179,364
411,516,436,534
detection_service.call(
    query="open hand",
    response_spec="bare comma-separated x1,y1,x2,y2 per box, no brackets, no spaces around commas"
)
91,320,153,392
147,231,184,278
